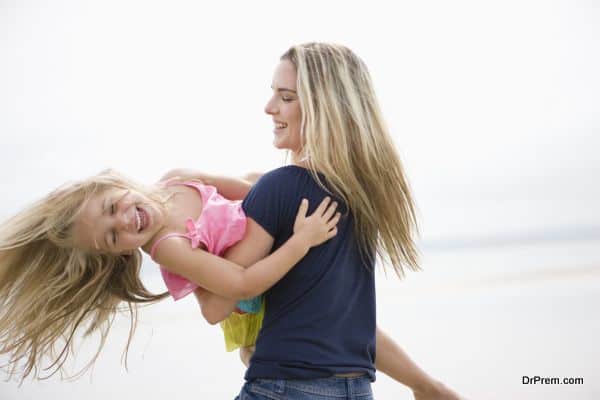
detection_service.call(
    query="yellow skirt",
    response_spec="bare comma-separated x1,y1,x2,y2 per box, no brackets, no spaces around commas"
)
220,300,265,352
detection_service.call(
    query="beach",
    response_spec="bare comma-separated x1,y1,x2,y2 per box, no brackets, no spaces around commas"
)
1,0,599,398
2,239,599,399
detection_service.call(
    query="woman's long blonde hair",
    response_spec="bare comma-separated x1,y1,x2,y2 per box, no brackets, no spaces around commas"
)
0,170,168,381
282,42,419,276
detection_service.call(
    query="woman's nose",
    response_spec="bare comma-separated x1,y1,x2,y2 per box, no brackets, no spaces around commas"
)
264,97,278,115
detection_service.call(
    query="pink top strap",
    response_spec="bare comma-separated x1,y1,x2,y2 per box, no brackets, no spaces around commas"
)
149,179,206,260
151,180,247,301
150,232,189,259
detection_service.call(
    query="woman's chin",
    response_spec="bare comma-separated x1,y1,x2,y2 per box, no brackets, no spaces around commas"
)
272,137,288,150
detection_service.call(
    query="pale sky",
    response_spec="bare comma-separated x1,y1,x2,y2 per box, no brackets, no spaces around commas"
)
1,0,599,244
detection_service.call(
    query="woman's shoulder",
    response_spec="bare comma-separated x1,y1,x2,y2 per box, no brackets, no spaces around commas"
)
246,166,310,201
256,165,310,185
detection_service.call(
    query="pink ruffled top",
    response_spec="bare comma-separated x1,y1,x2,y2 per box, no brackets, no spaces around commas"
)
150,181,247,300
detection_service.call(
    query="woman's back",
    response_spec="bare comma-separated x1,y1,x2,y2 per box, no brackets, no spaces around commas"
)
242,165,376,381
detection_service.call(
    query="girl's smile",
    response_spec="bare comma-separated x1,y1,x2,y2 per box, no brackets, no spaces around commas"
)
72,188,163,254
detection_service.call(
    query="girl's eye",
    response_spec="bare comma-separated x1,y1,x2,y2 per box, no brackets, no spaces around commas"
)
282,97,294,102
110,203,116,215
112,230,118,246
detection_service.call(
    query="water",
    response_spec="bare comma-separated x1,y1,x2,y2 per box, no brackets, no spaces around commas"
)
375,239,600,399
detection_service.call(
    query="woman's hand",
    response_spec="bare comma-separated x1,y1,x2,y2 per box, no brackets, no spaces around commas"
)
239,345,255,368
293,197,340,248
413,380,465,400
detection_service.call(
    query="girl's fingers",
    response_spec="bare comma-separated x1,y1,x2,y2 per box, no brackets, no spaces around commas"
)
327,212,341,229
296,198,309,219
322,201,338,220
326,227,338,239
314,197,331,216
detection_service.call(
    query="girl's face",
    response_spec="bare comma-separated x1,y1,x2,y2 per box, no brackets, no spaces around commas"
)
265,60,303,155
72,187,164,255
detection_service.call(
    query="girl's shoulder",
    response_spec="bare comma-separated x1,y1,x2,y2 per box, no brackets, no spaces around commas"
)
142,184,204,256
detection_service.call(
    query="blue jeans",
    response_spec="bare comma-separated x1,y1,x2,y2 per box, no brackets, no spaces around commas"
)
234,376,374,400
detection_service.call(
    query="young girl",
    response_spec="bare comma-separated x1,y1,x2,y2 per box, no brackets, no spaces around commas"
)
0,169,340,380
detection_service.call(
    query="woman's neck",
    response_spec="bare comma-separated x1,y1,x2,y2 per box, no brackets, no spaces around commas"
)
291,151,309,168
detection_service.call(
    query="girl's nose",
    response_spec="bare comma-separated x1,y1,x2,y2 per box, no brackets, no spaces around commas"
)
115,209,134,232
114,214,128,231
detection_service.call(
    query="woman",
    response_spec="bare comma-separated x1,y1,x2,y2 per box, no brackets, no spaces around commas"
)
176,43,463,399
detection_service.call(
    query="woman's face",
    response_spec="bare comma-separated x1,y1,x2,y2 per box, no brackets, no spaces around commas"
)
265,59,303,155
72,187,164,255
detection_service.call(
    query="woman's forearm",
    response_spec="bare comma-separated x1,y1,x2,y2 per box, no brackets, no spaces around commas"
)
239,346,255,367
196,173,252,200
376,326,437,392
227,324,444,388
193,288,238,325
376,327,463,399
160,168,253,200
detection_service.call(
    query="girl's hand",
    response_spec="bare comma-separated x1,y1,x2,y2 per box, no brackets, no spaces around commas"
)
293,197,341,248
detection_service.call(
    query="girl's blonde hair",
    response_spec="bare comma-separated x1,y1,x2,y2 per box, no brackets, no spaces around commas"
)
282,42,419,276
0,170,168,381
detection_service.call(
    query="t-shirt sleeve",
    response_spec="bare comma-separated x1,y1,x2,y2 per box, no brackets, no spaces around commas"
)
242,169,293,239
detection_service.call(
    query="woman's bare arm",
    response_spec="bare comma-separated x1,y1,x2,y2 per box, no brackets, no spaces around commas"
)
376,327,464,400
234,326,463,399
160,168,262,200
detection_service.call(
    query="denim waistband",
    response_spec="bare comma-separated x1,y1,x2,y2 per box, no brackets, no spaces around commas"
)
246,375,373,399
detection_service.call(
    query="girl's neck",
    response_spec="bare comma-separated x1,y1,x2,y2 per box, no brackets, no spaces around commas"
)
140,184,179,254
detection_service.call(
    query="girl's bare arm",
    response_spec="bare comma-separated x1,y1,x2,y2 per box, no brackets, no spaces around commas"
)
154,198,339,300
160,168,266,322
192,217,276,324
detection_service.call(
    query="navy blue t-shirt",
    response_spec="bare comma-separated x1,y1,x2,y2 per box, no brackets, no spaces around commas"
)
242,165,376,381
